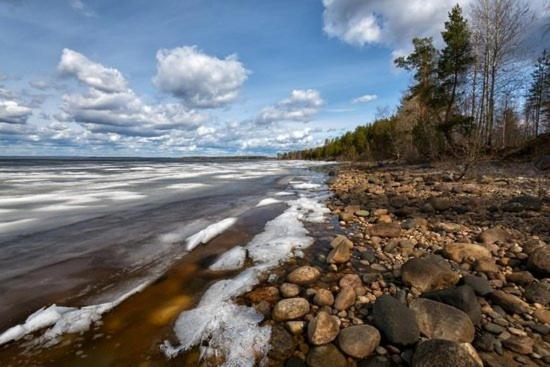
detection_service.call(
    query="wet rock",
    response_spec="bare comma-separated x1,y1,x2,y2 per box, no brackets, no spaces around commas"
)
338,325,381,358
334,286,356,311
461,275,493,296
269,325,297,361
313,289,334,307
373,295,419,346
423,285,481,325
401,255,460,292
412,339,483,367
273,298,310,321
246,286,280,304
327,243,351,264
502,336,534,354
308,311,340,345
478,227,508,245
331,234,353,249
505,271,535,287
306,344,347,367
524,280,550,306
280,283,301,298
490,291,529,314
411,298,475,343
370,222,402,238
442,243,492,263
527,245,550,277
287,266,321,285
339,273,362,289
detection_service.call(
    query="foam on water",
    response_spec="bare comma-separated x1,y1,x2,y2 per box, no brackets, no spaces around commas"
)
185,218,238,251
163,174,330,366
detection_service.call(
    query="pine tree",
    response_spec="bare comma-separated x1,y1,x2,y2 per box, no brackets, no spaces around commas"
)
526,50,549,135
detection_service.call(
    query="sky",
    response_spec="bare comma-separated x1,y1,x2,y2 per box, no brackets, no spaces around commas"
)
0,0,547,157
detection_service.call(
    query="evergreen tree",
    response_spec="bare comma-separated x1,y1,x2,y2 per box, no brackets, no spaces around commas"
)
526,50,549,135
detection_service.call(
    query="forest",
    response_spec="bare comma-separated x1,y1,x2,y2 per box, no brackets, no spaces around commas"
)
280,1,549,162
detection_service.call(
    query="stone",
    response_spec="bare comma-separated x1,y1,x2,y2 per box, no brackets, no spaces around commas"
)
246,286,280,304
534,309,550,324
507,195,542,211
528,245,550,277
280,283,301,298
478,227,508,245
358,356,396,367
356,210,370,217
334,286,356,311
308,311,340,345
338,325,381,359
306,344,347,367
285,356,306,367
423,285,482,325
287,266,321,285
273,298,310,321
286,321,305,335
412,339,483,367
524,280,550,306
327,243,351,264
373,295,419,346
313,289,334,307
502,336,534,354
490,291,529,314
269,325,297,361
401,255,460,292
411,298,475,343
442,243,492,263
339,273,362,289
505,271,535,286
461,275,493,296
474,259,499,274
428,196,452,211
370,222,401,238
331,234,353,249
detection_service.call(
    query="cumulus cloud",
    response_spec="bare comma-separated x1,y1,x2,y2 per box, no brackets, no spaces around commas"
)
58,49,205,137
351,94,377,104
153,46,249,109
58,49,127,93
0,100,32,124
255,89,324,126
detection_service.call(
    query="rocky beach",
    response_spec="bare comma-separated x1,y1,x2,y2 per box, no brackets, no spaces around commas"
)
240,161,550,367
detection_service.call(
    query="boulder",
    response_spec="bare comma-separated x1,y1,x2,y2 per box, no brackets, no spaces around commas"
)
313,289,334,307
273,298,310,321
334,286,356,311
423,285,481,325
280,283,301,298
428,196,452,211
339,273,362,289
490,291,529,314
401,255,460,292
287,266,321,285
338,325,380,359
461,275,493,296
268,325,296,361
327,243,351,264
285,357,307,367
527,245,550,277
373,295,419,346
330,234,353,249
369,222,401,238
306,344,347,367
246,286,280,304
502,336,534,354
524,280,550,306
412,339,483,367
478,227,508,245
411,298,475,343
307,311,340,345
442,243,492,263
506,271,535,287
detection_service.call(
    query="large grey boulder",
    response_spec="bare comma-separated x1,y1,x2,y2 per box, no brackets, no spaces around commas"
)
423,285,481,325
373,295,419,346
412,339,483,367
401,255,460,292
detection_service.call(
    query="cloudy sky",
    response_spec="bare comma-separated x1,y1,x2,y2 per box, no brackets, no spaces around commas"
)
0,0,547,156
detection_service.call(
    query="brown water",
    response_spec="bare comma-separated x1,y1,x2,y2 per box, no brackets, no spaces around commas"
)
0,204,285,367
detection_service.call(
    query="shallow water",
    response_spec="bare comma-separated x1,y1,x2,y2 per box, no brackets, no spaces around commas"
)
0,157,329,366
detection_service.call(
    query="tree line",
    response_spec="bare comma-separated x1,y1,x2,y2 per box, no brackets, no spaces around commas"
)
280,0,549,162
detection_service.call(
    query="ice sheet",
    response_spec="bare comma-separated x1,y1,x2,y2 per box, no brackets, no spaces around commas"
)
209,246,247,271
255,198,282,207
185,218,238,251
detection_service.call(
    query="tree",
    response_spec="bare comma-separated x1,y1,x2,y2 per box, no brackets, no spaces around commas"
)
525,50,549,136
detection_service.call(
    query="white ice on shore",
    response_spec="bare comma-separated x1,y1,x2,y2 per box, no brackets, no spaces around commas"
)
185,218,237,251
163,177,330,367
0,281,149,347
209,246,247,271
255,198,282,207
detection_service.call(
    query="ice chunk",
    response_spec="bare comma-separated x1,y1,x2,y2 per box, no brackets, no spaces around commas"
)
185,218,237,251
209,246,247,271
255,198,282,207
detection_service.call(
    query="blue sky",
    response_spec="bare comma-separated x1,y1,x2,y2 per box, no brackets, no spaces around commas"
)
0,0,547,156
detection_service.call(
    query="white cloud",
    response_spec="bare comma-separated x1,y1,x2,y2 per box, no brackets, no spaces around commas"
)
255,89,324,125
0,85,33,125
58,49,127,93
153,46,249,109
69,0,94,16
351,94,377,104
322,0,472,51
